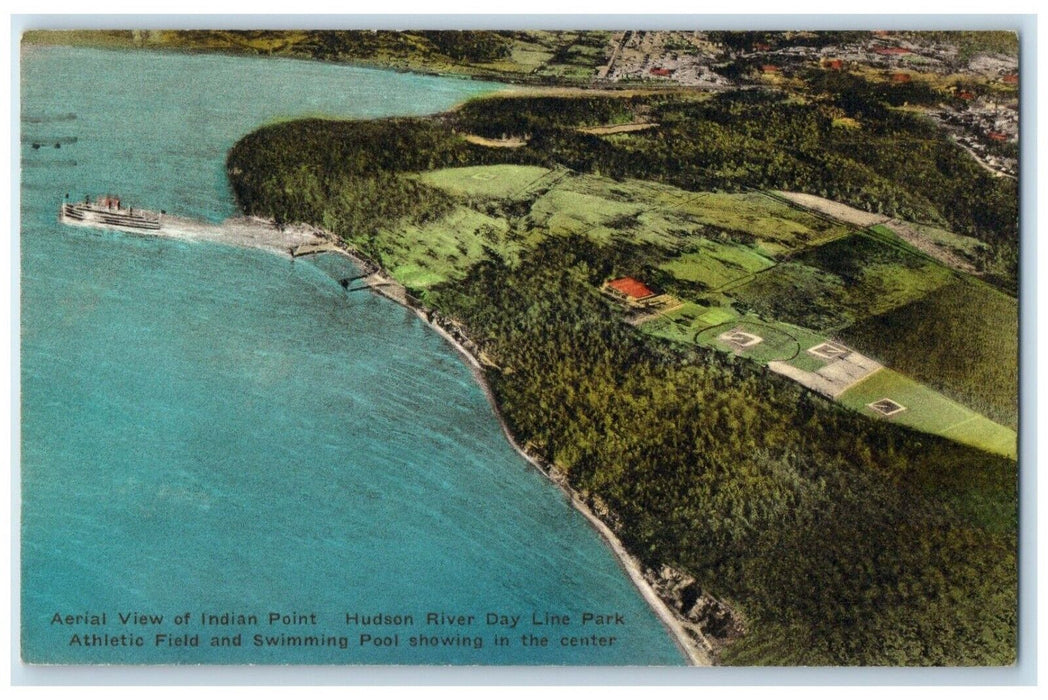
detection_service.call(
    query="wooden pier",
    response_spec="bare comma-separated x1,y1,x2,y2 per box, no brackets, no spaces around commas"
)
289,242,345,257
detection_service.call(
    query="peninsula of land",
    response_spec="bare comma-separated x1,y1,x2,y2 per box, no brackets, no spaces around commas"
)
39,29,1020,666
220,58,1018,663
25,29,1018,180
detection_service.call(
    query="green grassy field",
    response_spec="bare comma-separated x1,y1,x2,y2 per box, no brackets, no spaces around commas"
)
377,205,518,289
396,164,1018,457
553,172,684,204
416,165,554,200
643,306,835,369
729,232,955,332
699,319,799,362
642,302,731,346
839,369,1016,458
780,328,844,371
660,191,852,256
530,188,647,235
695,317,834,365
659,239,775,291
841,278,1018,428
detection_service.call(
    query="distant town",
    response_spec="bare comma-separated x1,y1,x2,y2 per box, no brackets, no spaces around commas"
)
29,29,1019,180
598,30,1018,178
24,28,1021,667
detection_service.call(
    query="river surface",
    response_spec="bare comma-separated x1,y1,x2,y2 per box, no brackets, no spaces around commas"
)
19,44,684,665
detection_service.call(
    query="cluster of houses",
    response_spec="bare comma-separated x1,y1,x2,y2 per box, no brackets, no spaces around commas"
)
596,30,734,88
615,31,1021,179
927,95,1019,178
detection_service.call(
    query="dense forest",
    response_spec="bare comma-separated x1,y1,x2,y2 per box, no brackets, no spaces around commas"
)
230,89,1018,291
226,88,1018,665
432,240,1016,665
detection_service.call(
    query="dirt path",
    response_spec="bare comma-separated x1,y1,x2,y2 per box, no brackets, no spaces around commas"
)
577,121,658,135
880,219,978,273
596,31,627,80
774,191,889,227
462,134,528,148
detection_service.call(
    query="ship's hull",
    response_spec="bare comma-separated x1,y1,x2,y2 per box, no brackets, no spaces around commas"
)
60,202,162,231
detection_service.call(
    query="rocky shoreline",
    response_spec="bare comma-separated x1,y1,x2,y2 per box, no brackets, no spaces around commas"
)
298,227,745,667
68,210,740,665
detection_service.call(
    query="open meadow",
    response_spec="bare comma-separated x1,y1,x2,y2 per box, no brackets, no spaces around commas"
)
225,81,1019,664
393,163,1017,459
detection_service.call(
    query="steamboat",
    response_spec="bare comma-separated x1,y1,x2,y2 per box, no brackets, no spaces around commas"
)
59,195,162,231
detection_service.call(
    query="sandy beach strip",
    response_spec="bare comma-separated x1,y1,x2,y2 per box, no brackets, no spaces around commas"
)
60,211,328,254
160,215,325,252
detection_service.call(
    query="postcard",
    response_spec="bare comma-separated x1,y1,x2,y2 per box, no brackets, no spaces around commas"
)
17,26,1021,670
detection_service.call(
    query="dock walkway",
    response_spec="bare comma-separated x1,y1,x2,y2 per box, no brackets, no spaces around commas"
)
290,242,345,257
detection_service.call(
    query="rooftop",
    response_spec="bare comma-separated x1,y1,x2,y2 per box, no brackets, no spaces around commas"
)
607,277,656,300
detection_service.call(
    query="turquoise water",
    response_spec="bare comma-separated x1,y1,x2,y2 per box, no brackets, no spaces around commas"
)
20,45,684,665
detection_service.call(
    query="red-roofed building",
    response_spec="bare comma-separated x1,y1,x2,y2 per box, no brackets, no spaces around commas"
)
760,64,780,73
988,131,1008,142
890,72,911,83
823,59,844,70
605,277,656,302
1002,73,1019,85
958,90,975,101
649,67,673,77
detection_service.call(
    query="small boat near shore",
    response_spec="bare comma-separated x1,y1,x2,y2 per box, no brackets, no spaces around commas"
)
59,195,162,231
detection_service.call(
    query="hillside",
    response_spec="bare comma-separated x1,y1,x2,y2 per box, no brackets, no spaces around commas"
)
225,88,1018,665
